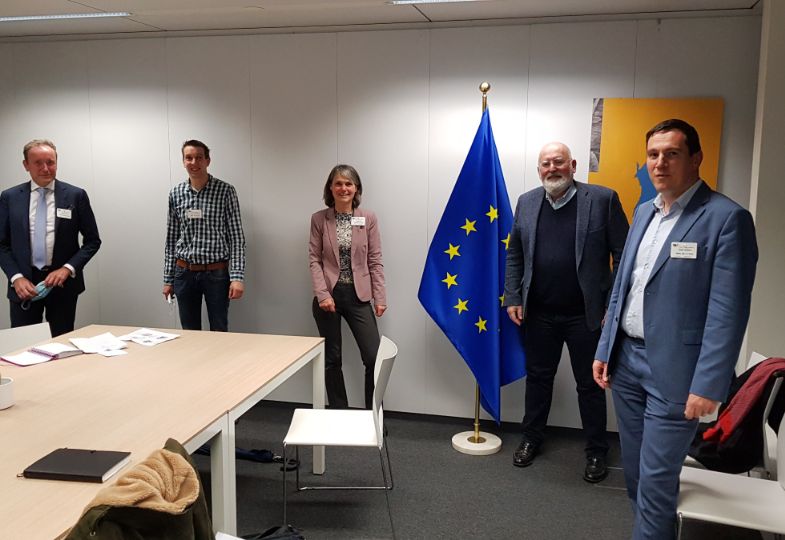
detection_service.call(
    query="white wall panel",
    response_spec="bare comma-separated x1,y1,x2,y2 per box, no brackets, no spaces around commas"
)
164,36,254,332
336,30,430,411
427,25,530,420
634,17,760,207
247,33,339,403
86,38,172,329
0,44,14,330
0,42,100,330
525,21,638,430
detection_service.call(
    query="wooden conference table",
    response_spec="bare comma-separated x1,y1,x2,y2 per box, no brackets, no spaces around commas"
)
0,325,325,540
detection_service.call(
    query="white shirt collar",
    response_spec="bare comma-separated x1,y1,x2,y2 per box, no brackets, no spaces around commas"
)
653,179,703,216
30,179,55,192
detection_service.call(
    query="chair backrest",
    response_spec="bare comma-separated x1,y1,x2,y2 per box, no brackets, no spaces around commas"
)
748,351,769,369
749,351,784,479
0,323,51,356
371,336,398,445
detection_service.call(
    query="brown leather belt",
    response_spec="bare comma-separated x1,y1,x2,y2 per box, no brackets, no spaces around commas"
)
176,259,228,272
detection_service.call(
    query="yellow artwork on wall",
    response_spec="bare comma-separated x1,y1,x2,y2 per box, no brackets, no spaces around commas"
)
588,97,724,221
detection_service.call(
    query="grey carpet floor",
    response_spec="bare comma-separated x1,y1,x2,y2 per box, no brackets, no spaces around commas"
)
193,401,762,540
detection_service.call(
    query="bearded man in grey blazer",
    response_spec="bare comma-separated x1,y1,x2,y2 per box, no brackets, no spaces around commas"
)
504,142,628,482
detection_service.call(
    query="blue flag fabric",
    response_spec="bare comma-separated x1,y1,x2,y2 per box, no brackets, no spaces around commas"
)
418,109,526,423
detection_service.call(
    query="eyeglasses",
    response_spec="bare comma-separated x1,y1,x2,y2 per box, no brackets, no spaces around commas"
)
539,158,569,169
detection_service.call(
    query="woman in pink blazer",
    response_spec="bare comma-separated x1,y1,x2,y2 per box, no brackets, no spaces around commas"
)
309,164,387,409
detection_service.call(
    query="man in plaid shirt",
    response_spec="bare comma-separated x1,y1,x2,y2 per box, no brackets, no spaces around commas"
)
163,140,246,331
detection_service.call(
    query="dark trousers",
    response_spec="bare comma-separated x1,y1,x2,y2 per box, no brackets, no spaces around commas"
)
312,282,380,409
173,266,230,331
9,267,78,337
521,310,608,457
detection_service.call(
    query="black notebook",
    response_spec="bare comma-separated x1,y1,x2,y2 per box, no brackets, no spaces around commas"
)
23,448,131,483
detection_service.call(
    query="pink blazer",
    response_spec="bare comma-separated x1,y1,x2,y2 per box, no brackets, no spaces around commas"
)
309,207,386,305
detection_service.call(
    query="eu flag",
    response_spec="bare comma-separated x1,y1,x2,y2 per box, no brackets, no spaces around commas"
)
418,109,525,423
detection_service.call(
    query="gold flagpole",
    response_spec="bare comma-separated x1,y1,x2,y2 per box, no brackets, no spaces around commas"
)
452,81,502,455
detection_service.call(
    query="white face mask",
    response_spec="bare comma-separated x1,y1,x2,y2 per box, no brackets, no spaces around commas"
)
31,281,52,301
21,281,52,310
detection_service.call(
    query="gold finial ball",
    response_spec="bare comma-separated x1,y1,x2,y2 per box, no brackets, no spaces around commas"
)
479,82,491,93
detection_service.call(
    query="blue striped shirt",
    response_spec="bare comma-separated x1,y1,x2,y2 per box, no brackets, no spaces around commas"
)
164,175,246,284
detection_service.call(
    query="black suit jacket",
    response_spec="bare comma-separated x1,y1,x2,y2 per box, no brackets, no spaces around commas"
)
0,179,101,302
503,181,629,331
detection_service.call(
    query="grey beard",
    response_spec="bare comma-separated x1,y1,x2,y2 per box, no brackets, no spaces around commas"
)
543,177,571,197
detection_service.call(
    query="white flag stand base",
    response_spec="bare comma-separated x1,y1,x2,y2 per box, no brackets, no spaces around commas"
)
452,431,502,455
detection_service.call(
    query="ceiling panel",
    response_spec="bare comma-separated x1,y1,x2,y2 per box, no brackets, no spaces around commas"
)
0,0,760,39
418,0,758,21
129,5,425,32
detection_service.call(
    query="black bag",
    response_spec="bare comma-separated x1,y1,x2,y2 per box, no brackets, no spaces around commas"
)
688,364,785,473
242,525,305,540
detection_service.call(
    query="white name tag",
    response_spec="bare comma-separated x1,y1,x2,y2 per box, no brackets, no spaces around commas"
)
351,216,366,227
56,208,72,219
671,242,698,259
186,208,203,219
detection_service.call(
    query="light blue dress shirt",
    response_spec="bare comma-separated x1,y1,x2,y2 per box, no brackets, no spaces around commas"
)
621,180,704,339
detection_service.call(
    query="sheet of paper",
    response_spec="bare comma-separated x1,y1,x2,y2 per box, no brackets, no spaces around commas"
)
70,333,127,356
100,349,128,357
0,351,52,366
117,328,180,347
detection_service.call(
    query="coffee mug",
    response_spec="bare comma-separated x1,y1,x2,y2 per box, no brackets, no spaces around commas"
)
0,377,14,410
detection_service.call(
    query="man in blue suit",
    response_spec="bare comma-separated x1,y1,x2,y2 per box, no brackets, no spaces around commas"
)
0,140,101,337
504,142,628,482
593,119,758,539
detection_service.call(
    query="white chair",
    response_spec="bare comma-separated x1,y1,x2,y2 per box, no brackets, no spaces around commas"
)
676,412,785,539
748,352,784,479
282,335,398,536
0,323,51,356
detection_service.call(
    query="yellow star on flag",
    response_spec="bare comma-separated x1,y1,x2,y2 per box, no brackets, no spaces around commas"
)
460,218,477,236
486,205,499,223
442,272,458,289
502,232,511,250
475,316,488,333
499,294,505,306
444,243,461,260
454,298,468,314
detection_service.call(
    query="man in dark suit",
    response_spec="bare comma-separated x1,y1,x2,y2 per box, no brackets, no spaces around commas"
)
504,142,629,482
593,119,758,539
0,139,101,337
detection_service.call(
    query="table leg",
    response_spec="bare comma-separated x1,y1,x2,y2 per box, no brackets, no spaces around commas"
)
210,414,237,534
312,343,325,474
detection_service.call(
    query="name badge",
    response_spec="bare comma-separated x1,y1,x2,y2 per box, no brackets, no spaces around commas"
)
351,216,366,227
186,208,203,219
56,208,72,219
671,242,698,259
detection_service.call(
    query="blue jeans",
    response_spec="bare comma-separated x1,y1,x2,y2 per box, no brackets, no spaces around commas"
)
173,266,230,331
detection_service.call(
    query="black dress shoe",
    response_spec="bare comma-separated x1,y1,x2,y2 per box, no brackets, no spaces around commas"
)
512,441,538,468
583,456,608,483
